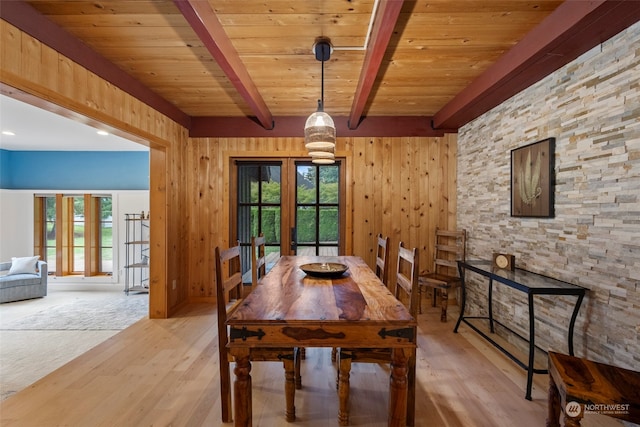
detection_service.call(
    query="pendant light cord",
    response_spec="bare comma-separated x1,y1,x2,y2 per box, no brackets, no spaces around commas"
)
320,47,325,112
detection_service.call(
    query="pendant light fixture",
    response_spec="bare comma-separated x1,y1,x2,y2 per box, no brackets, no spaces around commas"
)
305,37,336,164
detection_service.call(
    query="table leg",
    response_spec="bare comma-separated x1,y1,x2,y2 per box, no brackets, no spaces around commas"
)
565,413,584,427
440,288,448,322
282,356,296,422
388,348,409,427
546,375,561,427
338,352,352,426
233,349,252,427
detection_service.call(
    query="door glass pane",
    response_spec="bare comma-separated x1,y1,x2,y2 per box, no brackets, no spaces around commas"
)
262,166,280,204
319,207,338,243
296,206,316,245
237,162,282,282
297,165,316,204
319,165,339,203
294,162,340,256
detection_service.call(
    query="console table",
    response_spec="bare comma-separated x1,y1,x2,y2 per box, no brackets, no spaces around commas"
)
454,260,586,400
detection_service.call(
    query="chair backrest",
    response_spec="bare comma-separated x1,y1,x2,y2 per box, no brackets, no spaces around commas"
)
251,233,267,289
395,241,420,317
433,228,466,276
215,243,244,351
214,242,243,422
375,233,390,286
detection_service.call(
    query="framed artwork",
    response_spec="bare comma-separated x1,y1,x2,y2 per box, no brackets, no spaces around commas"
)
511,137,555,218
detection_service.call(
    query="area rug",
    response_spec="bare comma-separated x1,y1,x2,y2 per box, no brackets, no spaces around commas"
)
0,294,148,331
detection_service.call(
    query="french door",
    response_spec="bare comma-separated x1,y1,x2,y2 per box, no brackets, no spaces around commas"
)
233,158,344,281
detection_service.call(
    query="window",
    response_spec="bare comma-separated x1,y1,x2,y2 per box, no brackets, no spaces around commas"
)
34,194,113,277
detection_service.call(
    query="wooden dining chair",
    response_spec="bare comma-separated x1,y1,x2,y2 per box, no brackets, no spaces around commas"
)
418,228,466,321
375,233,390,287
215,243,300,423
336,241,419,426
250,233,267,290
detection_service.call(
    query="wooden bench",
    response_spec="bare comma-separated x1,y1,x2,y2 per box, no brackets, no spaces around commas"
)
547,351,640,427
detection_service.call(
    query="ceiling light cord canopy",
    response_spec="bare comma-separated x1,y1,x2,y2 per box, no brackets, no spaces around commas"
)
305,37,336,164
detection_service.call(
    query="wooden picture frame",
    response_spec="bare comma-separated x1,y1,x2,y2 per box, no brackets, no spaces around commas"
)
511,137,555,218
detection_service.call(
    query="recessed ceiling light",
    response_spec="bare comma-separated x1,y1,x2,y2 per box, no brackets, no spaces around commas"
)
96,130,109,136
2,130,16,136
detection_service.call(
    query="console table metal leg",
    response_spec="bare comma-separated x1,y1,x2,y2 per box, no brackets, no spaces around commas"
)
453,264,466,333
488,278,495,333
526,292,535,400
567,294,584,356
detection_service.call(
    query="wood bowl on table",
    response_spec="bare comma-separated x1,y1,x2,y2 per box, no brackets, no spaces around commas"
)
300,262,349,278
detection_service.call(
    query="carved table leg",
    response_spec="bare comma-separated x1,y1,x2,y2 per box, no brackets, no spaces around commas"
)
546,375,560,427
389,348,409,427
282,356,296,422
233,349,252,427
338,352,352,426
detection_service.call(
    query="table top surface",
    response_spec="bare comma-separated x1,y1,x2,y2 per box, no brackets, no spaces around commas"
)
459,260,586,294
227,255,416,326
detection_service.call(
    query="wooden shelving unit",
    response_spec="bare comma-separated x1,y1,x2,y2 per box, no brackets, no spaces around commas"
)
124,213,149,295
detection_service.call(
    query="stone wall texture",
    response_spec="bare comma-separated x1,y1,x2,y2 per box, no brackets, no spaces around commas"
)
457,22,639,368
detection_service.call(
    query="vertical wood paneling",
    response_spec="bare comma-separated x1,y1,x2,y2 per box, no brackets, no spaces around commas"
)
184,135,458,300
149,147,167,318
40,44,58,92
21,32,40,86
56,55,74,100
1,21,20,77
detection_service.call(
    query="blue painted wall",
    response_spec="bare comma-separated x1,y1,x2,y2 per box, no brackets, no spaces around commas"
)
0,150,149,190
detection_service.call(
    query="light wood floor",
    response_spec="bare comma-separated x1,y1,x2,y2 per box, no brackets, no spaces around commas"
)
0,302,622,426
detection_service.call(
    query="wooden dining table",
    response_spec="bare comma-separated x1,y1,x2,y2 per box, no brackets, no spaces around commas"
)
226,255,417,427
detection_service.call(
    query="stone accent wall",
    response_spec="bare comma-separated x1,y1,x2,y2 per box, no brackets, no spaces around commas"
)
457,22,639,368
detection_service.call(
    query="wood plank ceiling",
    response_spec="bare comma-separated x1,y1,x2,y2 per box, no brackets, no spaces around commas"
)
3,0,640,137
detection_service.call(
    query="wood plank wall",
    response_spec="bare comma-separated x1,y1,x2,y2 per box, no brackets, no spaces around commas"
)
185,134,458,300
1,20,458,309
0,20,187,318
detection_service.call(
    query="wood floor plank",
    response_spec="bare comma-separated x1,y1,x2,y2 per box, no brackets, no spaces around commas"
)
0,303,623,426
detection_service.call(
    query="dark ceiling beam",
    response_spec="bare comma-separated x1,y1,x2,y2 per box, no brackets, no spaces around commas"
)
0,0,190,129
174,0,274,130
433,0,640,130
190,116,451,138
348,0,405,130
